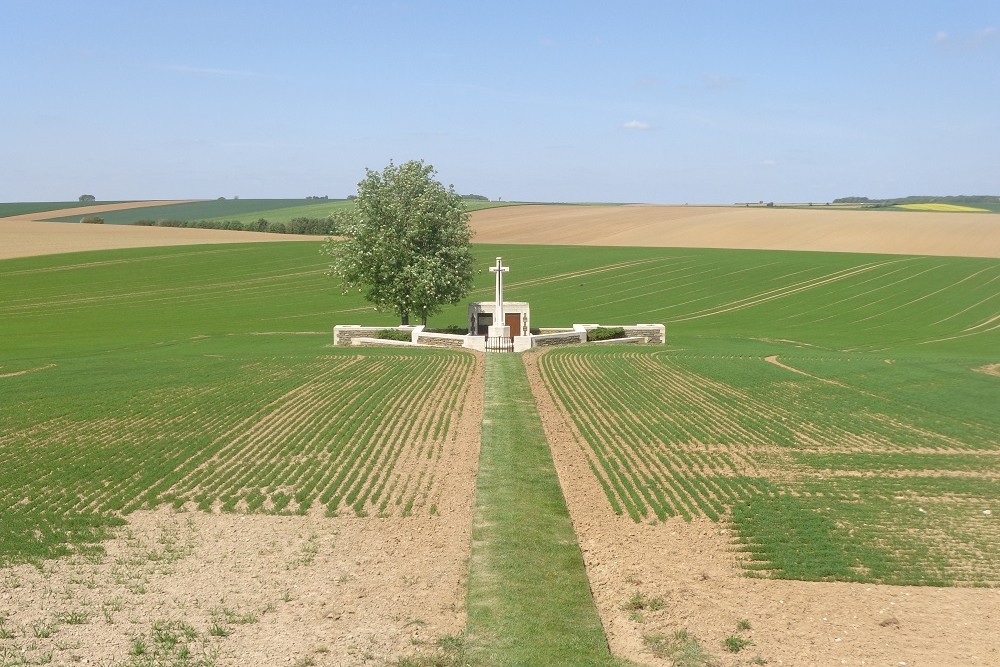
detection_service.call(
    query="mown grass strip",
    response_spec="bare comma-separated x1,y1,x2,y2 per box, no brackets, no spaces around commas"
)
465,354,628,667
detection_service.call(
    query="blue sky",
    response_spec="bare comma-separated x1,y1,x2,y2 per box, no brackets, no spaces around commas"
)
3,1,998,203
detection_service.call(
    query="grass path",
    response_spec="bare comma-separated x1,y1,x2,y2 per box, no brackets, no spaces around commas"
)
464,354,628,666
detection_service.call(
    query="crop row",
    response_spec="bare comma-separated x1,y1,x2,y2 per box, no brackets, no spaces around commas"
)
536,346,998,585
0,348,477,563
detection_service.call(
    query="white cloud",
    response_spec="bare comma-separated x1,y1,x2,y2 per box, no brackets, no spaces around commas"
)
622,120,652,131
933,27,997,49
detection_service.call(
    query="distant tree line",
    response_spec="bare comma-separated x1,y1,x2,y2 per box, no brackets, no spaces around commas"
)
461,194,489,201
130,216,338,235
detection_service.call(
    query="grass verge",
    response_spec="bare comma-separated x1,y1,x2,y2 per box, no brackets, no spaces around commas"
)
464,354,628,666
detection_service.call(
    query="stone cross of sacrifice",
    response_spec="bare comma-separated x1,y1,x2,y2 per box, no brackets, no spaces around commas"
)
490,257,509,325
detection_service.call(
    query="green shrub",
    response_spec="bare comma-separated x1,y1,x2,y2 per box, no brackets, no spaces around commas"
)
80,216,104,224
426,325,467,335
375,329,413,342
587,326,625,342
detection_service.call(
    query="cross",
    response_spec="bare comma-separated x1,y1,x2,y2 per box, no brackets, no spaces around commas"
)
490,257,509,324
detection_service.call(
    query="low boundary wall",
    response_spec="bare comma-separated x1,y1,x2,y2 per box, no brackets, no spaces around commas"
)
333,323,665,351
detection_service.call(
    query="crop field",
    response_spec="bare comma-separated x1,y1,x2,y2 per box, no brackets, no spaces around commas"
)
471,204,1000,257
895,202,992,213
0,201,129,217
524,241,999,588
0,338,476,564
41,199,321,224
537,345,999,586
0,241,490,565
1,233,997,664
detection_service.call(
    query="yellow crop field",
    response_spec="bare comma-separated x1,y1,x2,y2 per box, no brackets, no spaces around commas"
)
897,203,990,212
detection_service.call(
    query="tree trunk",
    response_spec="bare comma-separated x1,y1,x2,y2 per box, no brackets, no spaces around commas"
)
400,313,410,325
421,314,428,327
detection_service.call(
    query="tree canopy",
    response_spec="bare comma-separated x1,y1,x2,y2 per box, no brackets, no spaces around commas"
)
323,160,475,325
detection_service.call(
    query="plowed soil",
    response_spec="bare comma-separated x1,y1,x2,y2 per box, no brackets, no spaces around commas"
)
524,351,1000,667
471,205,1000,258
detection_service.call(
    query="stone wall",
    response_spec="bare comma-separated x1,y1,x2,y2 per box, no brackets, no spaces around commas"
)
622,325,666,344
333,325,416,346
532,331,587,348
415,333,467,349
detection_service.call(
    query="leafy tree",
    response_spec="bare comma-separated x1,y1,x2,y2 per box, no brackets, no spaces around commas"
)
323,160,475,326
78,194,96,202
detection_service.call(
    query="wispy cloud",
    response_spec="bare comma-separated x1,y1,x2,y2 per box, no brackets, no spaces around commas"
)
701,73,741,90
933,27,997,49
159,64,266,79
622,120,652,131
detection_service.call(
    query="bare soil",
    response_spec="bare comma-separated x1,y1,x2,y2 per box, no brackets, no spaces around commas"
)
0,200,321,260
471,205,1000,258
974,363,1000,378
524,351,1000,667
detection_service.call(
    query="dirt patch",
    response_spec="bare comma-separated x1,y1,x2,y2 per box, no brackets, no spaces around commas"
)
0,511,470,666
0,363,55,379
471,205,1000,258
524,350,1000,667
974,363,1000,378
764,354,848,388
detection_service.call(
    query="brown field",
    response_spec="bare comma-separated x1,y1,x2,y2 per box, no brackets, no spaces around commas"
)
0,201,321,260
471,205,1000,258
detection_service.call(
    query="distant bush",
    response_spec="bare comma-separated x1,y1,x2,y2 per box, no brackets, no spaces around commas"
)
128,216,332,235
286,216,332,235
80,216,104,224
462,194,489,201
587,326,626,342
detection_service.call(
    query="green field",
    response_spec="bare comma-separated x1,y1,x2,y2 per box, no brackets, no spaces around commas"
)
1,241,997,588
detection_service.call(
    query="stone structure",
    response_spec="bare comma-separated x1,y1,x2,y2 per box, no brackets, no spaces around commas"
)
333,258,666,352
467,301,531,337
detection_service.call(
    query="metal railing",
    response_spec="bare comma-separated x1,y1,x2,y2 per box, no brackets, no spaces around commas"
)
485,336,514,352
